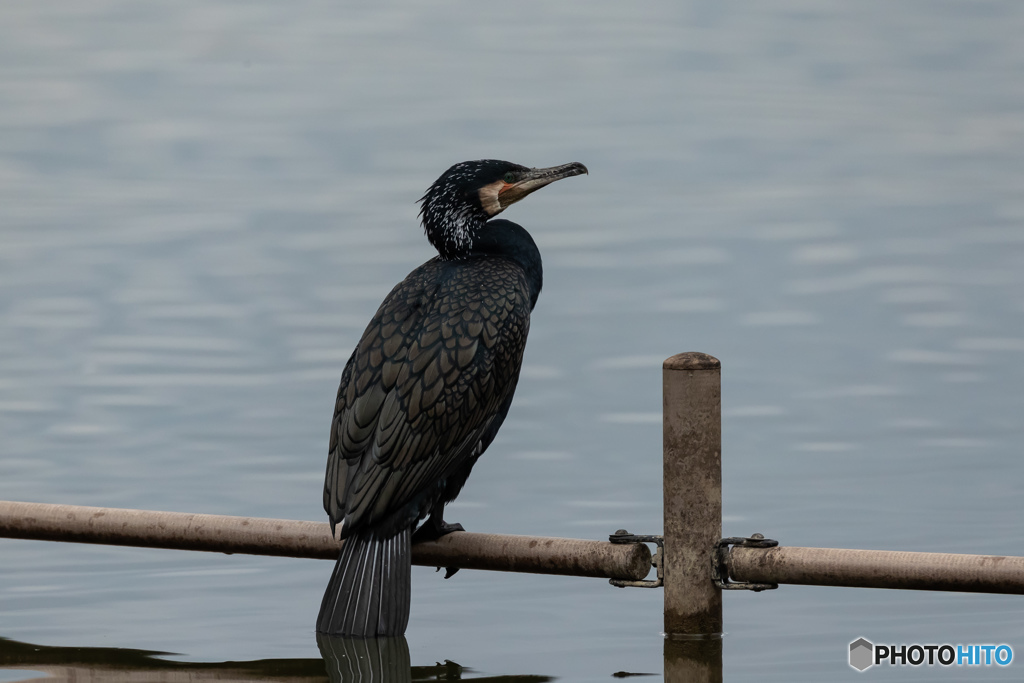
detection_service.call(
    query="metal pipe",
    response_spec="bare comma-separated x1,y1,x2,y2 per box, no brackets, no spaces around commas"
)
729,545,1024,594
414,532,651,579
0,500,652,581
662,352,723,637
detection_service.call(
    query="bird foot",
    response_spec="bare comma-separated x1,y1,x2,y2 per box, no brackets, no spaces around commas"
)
413,520,465,578
436,565,461,579
412,519,465,543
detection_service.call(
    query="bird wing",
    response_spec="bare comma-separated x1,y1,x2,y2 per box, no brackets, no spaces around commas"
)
324,258,531,536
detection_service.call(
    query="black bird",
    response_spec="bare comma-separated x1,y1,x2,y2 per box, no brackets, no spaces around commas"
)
317,159,588,637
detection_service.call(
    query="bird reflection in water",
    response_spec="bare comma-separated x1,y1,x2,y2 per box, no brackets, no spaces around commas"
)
316,633,555,682
317,633,410,682
0,635,554,683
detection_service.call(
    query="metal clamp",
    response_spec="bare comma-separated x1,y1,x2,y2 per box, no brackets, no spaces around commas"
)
608,529,663,588
712,533,779,591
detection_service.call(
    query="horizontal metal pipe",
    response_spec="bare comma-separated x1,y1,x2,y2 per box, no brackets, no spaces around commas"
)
0,500,651,581
414,531,653,579
729,545,1024,594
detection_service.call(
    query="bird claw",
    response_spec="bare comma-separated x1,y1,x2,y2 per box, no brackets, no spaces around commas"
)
413,518,466,543
435,565,461,579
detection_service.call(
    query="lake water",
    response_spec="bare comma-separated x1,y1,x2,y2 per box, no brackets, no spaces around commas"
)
2,1,1023,681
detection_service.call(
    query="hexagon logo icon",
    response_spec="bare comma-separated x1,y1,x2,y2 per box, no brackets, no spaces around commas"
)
850,638,874,671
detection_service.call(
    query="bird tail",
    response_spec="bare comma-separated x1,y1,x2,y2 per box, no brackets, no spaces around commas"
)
316,527,411,637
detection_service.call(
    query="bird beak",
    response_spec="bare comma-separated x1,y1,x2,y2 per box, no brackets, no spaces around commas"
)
497,162,588,209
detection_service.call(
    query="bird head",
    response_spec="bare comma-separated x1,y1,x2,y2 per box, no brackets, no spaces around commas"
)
418,159,588,259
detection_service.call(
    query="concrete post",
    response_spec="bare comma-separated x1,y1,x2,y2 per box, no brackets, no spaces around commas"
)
662,352,723,636
662,353,724,683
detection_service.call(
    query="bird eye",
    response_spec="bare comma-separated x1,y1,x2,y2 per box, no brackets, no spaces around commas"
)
503,172,516,184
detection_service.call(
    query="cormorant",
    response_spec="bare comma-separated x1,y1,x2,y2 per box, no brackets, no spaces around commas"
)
317,159,588,637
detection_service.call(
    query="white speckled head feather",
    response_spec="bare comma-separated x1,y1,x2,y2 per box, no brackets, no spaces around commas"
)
418,159,588,260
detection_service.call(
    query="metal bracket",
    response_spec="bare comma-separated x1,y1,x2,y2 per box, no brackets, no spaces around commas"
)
712,533,779,591
608,529,663,588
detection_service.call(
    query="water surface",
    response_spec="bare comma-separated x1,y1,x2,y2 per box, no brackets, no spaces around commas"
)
2,1,1023,680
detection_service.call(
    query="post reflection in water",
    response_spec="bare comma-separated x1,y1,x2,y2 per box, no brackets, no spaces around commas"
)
663,637,724,683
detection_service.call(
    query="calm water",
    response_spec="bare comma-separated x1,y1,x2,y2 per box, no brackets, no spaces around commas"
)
2,1,1024,681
